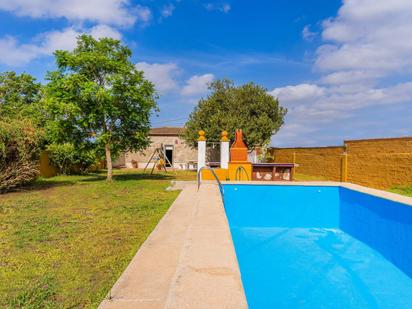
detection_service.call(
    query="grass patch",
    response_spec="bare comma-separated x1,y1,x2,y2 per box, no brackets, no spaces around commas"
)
8,275,57,309
389,186,412,197
0,169,196,308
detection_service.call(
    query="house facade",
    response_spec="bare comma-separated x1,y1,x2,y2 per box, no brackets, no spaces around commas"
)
123,127,197,170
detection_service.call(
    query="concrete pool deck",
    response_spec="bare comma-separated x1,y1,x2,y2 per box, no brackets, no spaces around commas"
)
99,182,247,309
99,180,412,309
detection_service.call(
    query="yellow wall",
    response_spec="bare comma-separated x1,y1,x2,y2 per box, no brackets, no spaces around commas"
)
201,168,229,181
228,163,252,181
201,163,252,181
345,138,412,189
269,137,412,189
39,151,57,178
270,146,344,181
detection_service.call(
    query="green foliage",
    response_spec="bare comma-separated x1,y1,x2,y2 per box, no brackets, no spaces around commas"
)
47,143,96,174
44,35,158,180
0,71,42,119
0,72,44,190
0,118,43,192
183,79,287,149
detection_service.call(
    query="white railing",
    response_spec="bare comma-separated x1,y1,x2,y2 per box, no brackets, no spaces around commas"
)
197,166,224,197
235,166,250,181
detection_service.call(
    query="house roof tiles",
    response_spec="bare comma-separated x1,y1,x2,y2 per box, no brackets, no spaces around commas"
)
149,127,185,136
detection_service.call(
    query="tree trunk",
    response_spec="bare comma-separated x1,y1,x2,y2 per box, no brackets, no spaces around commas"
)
105,143,113,181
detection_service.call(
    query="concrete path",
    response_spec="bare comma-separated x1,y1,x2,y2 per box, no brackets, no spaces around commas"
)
99,183,247,309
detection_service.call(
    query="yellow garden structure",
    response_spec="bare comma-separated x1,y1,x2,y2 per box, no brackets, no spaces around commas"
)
199,129,295,182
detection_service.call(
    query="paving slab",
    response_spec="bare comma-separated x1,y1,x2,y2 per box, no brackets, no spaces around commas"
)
99,183,247,309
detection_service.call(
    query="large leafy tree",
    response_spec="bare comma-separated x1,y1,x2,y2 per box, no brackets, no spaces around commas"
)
184,79,287,149
0,71,41,119
44,35,157,180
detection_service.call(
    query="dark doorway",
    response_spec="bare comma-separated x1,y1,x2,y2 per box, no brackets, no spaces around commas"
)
164,146,173,167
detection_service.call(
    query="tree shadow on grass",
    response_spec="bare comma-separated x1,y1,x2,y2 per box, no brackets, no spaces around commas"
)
2,178,79,194
112,172,174,181
33,171,175,187
79,172,175,183
1,170,176,195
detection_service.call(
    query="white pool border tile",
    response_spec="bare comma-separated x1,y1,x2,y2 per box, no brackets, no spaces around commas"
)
223,181,412,206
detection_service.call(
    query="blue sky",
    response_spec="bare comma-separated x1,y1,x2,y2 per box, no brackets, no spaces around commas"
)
0,0,411,147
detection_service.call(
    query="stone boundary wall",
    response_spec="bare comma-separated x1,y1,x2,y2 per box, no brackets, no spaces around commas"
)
269,137,412,189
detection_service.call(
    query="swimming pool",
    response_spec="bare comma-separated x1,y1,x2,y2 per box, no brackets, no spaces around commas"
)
223,184,412,308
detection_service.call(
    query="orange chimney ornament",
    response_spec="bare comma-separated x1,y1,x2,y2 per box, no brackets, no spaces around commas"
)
230,129,248,162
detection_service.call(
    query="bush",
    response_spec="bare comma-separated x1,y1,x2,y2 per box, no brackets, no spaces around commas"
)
47,143,96,174
0,118,43,192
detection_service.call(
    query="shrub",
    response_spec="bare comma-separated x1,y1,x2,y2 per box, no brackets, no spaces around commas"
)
47,143,96,174
0,118,43,192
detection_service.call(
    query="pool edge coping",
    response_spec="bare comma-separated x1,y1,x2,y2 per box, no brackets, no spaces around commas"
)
222,181,412,207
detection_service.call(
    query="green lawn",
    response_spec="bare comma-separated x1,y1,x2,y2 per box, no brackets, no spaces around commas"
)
389,186,412,197
0,169,196,308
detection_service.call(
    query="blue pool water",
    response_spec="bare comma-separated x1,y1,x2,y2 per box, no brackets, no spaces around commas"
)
223,185,412,308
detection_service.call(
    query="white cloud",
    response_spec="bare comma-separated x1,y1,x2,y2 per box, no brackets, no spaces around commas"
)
316,0,412,75
270,0,412,146
272,82,412,146
221,3,231,13
269,84,325,104
270,81,412,146
181,73,214,96
204,3,231,13
0,25,122,66
36,28,80,54
320,70,379,85
89,25,122,40
0,0,150,27
135,62,180,93
302,25,317,41
161,4,175,18
0,37,38,66
134,4,152,24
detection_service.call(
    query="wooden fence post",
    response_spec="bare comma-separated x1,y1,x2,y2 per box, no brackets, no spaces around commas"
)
292,151,297,175
341,152,348,182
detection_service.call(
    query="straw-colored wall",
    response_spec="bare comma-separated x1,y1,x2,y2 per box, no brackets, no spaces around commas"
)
270,146,344,181
39,151,57,178
345,138,412,189
270,137,412,189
